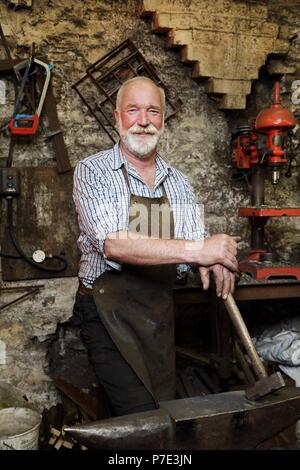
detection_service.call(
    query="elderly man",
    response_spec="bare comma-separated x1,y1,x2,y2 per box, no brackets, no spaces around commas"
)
72,76,239,416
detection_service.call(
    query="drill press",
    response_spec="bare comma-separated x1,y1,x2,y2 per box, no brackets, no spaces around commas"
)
231,82,300,280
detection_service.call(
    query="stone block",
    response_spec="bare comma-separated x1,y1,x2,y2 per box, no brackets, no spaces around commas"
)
0,22,13,36
274,38,289,55
142,0,267,18
219,94,247,109
0,322,26,347
192,14,236,34
140,0,159,15
248,3,268,19
152,12,194,32
141,0,289,109
205,78,252,96
237,19,278,37
168,29,193,48
141,0,197,15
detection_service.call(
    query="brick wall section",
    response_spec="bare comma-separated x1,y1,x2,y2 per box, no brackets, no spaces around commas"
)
140,0,289,109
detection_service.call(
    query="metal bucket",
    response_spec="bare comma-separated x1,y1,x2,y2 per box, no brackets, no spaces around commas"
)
0,407,41,450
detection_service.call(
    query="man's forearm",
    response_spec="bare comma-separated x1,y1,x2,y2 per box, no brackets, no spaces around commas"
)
104,231,201,266
104,231,239,272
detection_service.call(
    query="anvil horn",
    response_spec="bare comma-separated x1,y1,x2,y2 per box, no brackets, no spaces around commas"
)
64,408,175,450
64,387,300,450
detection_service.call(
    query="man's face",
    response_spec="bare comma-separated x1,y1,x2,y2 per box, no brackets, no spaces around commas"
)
115,81,164,158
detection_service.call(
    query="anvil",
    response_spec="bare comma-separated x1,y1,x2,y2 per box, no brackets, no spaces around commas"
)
64,387,300,450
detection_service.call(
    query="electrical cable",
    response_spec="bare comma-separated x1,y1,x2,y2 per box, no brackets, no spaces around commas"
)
0,251,22,259
4,197,67,273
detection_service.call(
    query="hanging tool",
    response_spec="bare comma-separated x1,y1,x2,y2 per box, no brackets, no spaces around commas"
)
9,58,52,136
223,293,285,401
0,26,71,173
0,285,44,313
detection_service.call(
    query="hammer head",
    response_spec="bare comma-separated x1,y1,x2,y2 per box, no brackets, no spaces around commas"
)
245,371,286,401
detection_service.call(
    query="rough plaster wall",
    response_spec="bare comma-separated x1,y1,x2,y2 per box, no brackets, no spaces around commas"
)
0,0,299,411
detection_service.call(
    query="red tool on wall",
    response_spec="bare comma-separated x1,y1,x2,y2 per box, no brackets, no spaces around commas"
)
8,57,51,136
231,82,300,280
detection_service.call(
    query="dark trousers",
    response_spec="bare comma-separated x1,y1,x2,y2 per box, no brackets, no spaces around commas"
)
71,291,156,416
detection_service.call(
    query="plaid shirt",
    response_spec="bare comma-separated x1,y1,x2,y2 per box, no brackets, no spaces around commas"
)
73,144,205,288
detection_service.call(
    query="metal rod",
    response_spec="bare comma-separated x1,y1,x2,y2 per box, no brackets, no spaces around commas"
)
250,219,266,250
175,346,210,365
86,38,136,72
0,286,43,312
251,166,265,206
73,86,116,143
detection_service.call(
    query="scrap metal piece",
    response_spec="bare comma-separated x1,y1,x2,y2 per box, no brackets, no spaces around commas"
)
54,377,100,421
64,387,300,450
0,284,43,312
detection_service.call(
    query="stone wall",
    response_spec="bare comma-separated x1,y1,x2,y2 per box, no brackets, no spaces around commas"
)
141,0,289,109
0,0,299,411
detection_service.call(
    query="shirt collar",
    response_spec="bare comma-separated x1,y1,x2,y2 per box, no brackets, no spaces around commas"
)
112,143,172,176
112,143,126,170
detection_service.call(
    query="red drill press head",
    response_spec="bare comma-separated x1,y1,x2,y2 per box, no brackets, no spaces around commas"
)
255,82,296,131
255,82,296,184
231,82,296,185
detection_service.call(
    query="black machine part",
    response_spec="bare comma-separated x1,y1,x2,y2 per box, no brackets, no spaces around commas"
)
0,168,20,197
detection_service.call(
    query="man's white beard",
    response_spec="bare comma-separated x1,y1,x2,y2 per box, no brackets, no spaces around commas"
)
119,122,164,158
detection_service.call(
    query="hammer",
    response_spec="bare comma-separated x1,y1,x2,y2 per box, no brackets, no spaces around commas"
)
223,293,285,400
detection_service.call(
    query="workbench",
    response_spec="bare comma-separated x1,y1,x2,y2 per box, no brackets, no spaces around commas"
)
174,276,300,304
173,276,300,384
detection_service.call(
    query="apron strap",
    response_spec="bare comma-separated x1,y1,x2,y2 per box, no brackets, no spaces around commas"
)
121,164,168,199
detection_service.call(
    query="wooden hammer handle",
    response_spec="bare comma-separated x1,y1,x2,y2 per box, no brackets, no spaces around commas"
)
224,293,267,379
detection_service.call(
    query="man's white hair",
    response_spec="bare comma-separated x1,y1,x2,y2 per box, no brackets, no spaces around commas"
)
115,76,166,114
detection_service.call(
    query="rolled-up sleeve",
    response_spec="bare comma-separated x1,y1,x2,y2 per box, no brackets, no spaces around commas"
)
174,175,207,275
73,162,128,264
181,176,206,241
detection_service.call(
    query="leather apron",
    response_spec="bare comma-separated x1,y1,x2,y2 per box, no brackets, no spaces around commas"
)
93,165,176,404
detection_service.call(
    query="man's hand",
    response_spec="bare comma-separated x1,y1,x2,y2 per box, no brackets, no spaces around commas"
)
199,264,237,300
198,234,240,272
105,231,241,271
